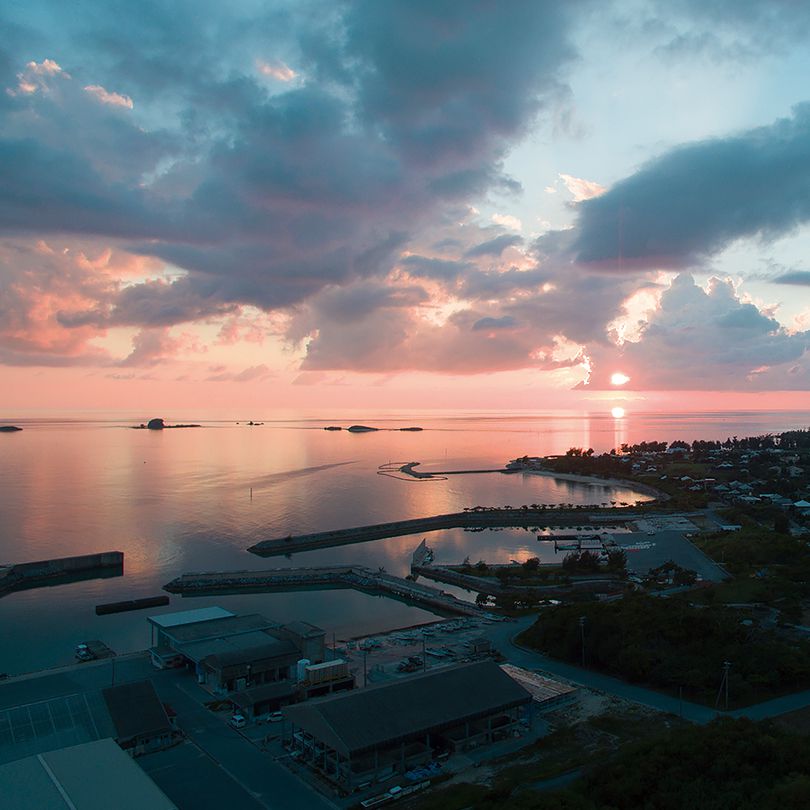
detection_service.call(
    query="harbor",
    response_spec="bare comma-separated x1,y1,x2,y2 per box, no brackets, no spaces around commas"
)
163,565,491,618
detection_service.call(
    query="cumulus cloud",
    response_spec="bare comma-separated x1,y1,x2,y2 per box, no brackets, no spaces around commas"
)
558,173,606,202
581,274,810,389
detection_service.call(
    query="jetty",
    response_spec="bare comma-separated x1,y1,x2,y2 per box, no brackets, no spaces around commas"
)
164,566,488,618
0,551,124,597
248,507,598,557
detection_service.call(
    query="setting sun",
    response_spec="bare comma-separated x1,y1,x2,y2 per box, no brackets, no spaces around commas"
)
611,372,630,386
611,406,625,418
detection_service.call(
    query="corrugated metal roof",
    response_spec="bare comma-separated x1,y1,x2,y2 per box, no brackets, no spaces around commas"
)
160,614,276,644
283,661,531,756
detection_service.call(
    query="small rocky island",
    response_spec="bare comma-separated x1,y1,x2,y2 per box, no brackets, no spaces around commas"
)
133,418,201,430
347,425,379,433
324,426,343,431
0,425,23,432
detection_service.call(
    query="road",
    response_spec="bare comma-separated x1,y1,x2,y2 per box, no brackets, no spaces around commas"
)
483,616,810,725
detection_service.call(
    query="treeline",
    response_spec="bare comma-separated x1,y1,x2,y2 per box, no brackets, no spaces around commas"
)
532,718,810,810
517,594,810,706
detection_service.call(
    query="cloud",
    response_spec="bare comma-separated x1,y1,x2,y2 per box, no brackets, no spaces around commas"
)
581,273,810,390
256,59,296,82
465,234,524,258
561,104,810,271
491,213,522,232
83,84,133,108
558,173,606,202
774,270,810,286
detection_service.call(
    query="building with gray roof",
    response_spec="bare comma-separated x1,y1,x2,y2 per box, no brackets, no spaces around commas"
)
102,680,179,757
0,738,177,810
283,661,532,788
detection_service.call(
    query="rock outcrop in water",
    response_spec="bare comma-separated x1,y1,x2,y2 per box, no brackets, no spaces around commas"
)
133,418,201,430
347,425,378,433
0,425,22,432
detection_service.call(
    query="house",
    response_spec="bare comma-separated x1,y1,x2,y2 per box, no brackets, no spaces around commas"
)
102,680,179,757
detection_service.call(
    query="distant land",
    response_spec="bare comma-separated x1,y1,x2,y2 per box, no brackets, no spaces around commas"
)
132,418,201,430
325,424,423,432
0,425,22,432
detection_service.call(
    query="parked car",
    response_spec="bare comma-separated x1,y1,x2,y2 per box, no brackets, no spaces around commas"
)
229,714,247,729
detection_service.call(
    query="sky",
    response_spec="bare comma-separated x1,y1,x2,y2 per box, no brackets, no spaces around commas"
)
4,0,810,415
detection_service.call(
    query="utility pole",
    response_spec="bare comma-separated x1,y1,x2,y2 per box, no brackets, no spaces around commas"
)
715,661,731,712
579,616,586,668
422,634,427,672
363,650,368,687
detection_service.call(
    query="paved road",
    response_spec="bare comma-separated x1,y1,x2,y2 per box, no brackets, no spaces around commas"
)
482,617,791,725
155,680,335,810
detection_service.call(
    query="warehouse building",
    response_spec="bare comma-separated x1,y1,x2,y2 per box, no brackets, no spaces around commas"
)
0,738,177,810
283,661,532,788
147,607,352,713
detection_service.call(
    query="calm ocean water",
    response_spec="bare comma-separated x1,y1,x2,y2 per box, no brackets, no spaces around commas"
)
1,410,808,675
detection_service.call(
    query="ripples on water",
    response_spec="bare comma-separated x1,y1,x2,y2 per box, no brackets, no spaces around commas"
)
1,410,809,673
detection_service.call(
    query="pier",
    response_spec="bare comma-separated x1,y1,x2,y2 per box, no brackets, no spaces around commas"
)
0,551,124,596
248,508,597,557
164,565,489,618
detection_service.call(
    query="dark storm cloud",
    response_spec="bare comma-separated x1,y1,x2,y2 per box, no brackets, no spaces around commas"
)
471,316,518,332
563,104,810,270
399,255,473,281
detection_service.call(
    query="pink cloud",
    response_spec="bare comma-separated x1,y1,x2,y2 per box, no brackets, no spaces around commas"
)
255,59,296,82
83,84,134,109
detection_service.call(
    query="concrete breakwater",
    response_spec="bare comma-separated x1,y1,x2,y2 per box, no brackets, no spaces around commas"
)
247,508,601,557
164,565,488,618
0,551,124,596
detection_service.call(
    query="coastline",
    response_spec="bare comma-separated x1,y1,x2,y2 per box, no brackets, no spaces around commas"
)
524,469,667,501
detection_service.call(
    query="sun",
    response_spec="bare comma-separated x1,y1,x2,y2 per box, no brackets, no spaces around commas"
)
610,372,630,386
611,406,625,419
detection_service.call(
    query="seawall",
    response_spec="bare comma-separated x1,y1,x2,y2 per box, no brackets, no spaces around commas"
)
0,551,124,596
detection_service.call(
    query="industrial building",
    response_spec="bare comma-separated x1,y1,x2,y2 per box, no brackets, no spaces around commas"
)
147,607,353,715
283,661,533,788
0,738,177,810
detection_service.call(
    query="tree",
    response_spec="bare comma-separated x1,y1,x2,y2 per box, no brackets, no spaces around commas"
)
523,557,541,572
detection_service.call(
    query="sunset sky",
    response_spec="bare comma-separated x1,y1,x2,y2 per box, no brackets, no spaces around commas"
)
4,1,810,413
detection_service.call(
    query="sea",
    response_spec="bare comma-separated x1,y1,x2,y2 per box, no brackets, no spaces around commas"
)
1,409,809,675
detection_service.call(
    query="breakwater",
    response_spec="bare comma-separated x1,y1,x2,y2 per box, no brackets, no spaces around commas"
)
164,565,488,617
247,508,605,557
0,551,124,596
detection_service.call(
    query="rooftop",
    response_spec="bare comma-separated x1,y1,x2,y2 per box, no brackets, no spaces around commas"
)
192,633,299,668
147,606,233,629
283,661,531,756
158,613,277,645
102,680,172,741
0,738,177,810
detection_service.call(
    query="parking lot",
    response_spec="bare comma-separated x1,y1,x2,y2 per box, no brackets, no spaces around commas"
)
0,691,115,764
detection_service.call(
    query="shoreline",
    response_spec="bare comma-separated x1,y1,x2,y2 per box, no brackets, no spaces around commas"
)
395,460,664,502
524,469,667,501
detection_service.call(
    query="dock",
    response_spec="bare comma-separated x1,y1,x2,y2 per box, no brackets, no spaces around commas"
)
248,508,599,557
164,566,489,618
0,551,124,597
95,595,169,615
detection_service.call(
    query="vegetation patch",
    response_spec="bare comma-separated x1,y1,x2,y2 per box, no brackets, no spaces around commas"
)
517,594,810,707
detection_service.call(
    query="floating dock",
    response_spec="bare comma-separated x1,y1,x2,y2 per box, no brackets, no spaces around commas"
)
248,508,601,557
0,551,124,596
164,566,488,618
